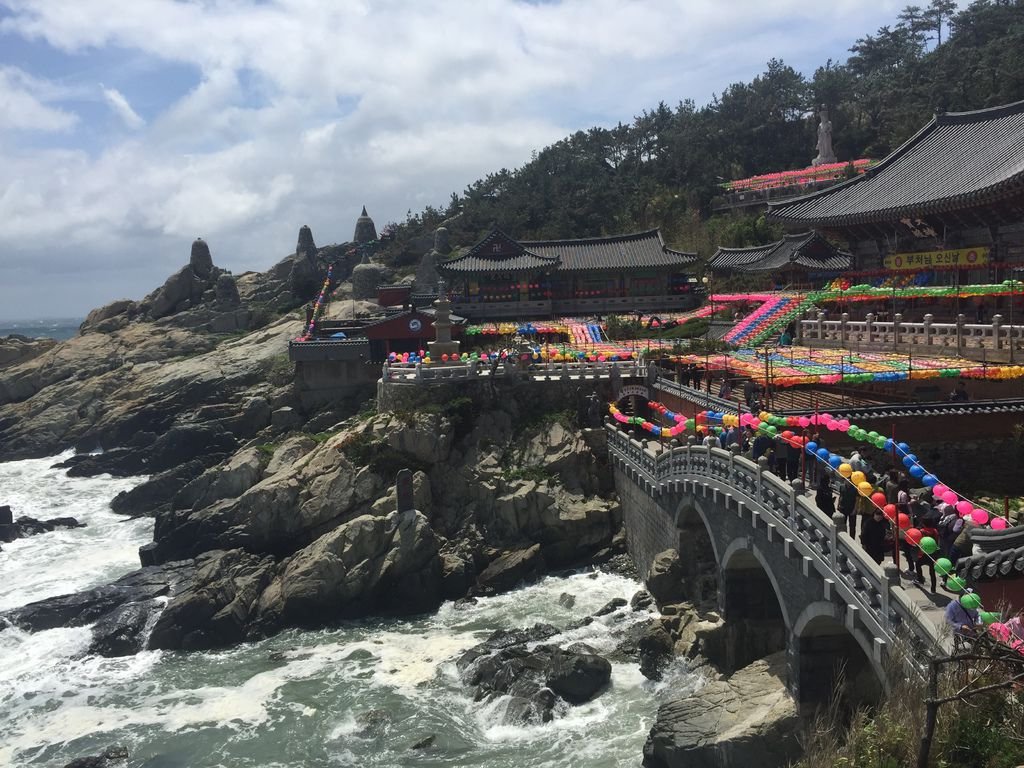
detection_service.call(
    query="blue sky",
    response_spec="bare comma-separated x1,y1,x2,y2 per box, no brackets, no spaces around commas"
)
0,0,947,320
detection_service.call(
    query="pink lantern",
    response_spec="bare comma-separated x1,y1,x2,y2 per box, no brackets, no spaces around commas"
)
972,509,990,525
933,484,949,499
838,419,850,432
827,420,838,431
798,416,811,428
955,500,974,516
992,517,1010,530
942,491,958,506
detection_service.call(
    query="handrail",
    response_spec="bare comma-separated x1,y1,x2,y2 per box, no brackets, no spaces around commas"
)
381,359,649,384
605,421,946,658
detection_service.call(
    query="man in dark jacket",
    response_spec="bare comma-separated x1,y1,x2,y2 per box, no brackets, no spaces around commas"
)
838,480,859,537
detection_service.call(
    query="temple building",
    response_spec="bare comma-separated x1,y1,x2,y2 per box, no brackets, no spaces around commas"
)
767,100,1024,287
437,228,699,319
708,232,851,288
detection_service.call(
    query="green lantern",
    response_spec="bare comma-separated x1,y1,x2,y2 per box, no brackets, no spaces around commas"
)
980,611,1002,625
919,536,938,555
935,557,953,575
946,575,967,592
960,592,982,610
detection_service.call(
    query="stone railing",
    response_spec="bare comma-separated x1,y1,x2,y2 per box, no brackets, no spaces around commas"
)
382,359,648,384
605,422,947,658
652,377,743,413
799,311,1024,360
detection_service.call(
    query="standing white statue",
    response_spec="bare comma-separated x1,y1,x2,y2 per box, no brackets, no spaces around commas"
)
812,106,837,166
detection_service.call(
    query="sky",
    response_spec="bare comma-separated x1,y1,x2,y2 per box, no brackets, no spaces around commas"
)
0,0,934,320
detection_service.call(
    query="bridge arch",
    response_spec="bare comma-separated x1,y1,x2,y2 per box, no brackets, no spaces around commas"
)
719,539,790,670
674,500,720,606
792,601,885,715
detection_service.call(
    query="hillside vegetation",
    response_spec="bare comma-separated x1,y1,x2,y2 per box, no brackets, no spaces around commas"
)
380,0,1024,264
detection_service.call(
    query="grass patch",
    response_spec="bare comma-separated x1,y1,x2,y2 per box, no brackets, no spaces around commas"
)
337,431,427,477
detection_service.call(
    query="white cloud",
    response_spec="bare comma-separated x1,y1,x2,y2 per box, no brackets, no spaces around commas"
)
0,66,77,132
101,85,145,129
0,0,944,318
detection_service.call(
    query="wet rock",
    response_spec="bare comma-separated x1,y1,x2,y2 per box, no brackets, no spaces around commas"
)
545,648,612,703
148,549,276,651
253,509,442,634
457,627,611,724
355,709,392,739
646,549,685,608
63,745,129,768
643,652,799,768
558,592,576,608
593,597,627,617
630,590,655,611
410,734,436,750
14,516,84,536
475,545,544,594
58,425,239,478
637,623,675,681
89,598,163,657
1,560,195,633
110,458,213,516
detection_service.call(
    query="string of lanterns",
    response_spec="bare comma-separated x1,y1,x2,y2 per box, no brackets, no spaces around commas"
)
608,401,1021,649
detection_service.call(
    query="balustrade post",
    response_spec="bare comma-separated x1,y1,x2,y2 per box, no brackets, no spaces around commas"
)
756,456,768,501
957,313,965,356
865,312,874,344
816,311,825,342
923,313,933,346
882,564,900,631
830,512,846,569
415,362,423,381
992,313,1004,351
841,312,850,345
893,313,903,348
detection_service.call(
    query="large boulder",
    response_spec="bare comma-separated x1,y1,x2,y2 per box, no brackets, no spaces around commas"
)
456,625,611,724
646,549,685,608
253,508,442,632
171,447,265,511
475,544,544,594
643,652,800,768
110,458,213,516
147,549,276,651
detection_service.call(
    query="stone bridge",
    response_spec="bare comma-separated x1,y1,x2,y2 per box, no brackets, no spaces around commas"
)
608,423,946,712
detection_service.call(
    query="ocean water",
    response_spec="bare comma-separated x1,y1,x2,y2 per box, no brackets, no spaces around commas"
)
0,318,82,342
0,457,699,768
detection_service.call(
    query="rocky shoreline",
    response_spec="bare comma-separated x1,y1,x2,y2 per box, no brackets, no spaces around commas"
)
0,237,800,768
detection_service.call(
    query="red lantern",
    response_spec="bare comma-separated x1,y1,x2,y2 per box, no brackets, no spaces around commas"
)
883,504,897,522
870,492,887,508
897,513,911,530
904,527,923,545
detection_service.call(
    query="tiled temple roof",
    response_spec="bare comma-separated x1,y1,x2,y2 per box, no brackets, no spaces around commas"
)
768,100,1024,226
439,229,697,275
709,232,851,273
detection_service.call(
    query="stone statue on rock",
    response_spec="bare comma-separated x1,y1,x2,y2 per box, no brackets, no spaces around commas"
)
812,106,837,166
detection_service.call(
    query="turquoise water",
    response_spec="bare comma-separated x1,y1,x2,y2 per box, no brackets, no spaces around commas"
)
0,458,701,768
0,318,82,341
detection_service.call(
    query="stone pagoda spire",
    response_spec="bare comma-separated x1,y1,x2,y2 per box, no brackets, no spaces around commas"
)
353,206,377,244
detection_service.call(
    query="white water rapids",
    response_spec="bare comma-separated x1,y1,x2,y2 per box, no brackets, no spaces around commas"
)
0,455,701,767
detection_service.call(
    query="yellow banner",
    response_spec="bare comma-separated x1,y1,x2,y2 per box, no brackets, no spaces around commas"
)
884,246,989,271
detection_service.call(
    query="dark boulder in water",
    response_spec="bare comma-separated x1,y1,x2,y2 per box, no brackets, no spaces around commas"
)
0,560,194,634
62,745,128,768
456,623,611,723
89,598,164,657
